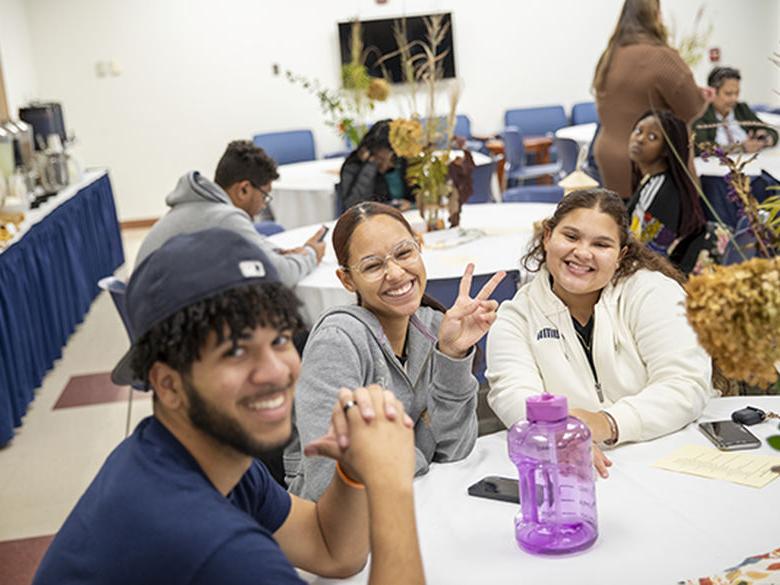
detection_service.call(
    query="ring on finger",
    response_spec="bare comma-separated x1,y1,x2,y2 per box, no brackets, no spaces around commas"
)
342,400,356,415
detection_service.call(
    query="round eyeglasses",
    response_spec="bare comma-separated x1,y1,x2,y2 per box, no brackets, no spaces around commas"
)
251,182,273,205
342,239,421,282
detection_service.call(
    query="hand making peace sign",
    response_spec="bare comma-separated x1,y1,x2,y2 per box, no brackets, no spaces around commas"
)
437,263,507,359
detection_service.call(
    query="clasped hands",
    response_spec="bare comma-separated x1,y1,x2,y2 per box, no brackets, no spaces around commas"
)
304,385,416,488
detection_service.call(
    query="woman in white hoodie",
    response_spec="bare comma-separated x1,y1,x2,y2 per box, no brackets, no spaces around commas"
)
486,188,715,476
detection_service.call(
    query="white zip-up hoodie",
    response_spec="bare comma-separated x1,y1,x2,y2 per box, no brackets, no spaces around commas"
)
486,266,716,444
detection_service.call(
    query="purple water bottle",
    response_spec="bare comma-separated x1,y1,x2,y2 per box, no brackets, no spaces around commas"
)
507,393,598,555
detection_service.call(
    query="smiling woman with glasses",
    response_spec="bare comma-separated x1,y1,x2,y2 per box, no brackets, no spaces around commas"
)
284,202,505,501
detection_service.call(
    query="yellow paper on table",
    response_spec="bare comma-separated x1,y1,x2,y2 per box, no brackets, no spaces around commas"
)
653,444,780,488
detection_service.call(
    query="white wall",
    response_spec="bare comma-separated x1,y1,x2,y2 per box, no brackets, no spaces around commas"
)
7,0,779,220
0,0,38,115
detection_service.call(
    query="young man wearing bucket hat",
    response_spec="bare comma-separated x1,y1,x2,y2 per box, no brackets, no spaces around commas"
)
33,228,424,585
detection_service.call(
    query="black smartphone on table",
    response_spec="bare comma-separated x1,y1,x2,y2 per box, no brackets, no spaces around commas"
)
698,420,761,451
467,475,519,504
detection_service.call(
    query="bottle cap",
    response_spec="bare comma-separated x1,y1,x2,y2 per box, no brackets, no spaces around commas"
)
526,393,568,422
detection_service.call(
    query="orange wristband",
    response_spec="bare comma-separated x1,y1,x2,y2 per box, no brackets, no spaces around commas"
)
336,462,365,490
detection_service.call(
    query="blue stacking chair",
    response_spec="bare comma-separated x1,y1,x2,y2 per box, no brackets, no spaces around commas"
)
751,104,771,113
420,116,449,148
421,116,461,149
454,114,471,138
422,114,487,152
255,221,286,237
502,126,561,188
584,123,603,184
454,114,489,153
98,276,144,436
98,276,132,341
504,106,568,138
502,185,564,203
425,270,519,383
554,137,580,176
422,114,471,139
571,102,599,125
504,106,568,165
466,159,496,204
252,129,316,165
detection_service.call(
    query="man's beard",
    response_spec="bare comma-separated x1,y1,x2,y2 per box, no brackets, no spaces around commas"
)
181,376,294,458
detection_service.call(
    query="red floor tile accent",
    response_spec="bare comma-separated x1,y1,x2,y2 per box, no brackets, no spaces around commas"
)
0,534,54,585
54,372,149,410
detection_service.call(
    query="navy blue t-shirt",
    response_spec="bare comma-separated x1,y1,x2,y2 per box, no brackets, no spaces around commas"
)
33,417,305,585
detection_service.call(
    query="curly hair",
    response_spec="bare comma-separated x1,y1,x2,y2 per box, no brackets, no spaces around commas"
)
522,188,684,285
214,140,280,190
130,283,304,386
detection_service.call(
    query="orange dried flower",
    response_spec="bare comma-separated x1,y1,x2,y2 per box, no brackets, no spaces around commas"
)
366,78,390,102
685,258,780,386
389,118,423,158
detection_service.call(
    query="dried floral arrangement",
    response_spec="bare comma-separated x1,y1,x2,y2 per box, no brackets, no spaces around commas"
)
382,15,468,230
286,20,390,146
685,257,780,387
670,108,780,389
669,4,713,69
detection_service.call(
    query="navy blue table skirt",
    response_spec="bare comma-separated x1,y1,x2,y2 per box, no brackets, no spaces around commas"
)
0,173,124,445
701,170,779,229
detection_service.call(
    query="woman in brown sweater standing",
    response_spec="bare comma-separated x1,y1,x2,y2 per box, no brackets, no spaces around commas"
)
592,0,709,199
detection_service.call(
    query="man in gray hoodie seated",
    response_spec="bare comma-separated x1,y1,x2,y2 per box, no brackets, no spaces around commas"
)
135,140,325,287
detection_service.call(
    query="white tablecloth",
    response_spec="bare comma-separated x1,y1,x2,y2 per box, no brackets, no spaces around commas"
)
270,151,495,230
555,122,598,149
307,396,780,585
268,202,556,325
0,169,107,254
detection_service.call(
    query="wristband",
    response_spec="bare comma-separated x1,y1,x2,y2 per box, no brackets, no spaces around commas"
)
602,411,619,446
336,462,365,490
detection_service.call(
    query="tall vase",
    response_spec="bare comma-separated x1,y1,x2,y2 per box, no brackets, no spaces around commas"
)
419,183,451,232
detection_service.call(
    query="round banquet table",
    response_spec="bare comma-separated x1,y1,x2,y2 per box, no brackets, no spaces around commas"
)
303,396,780,585
267,202,557,326
269,151,495,230
554,122,598,150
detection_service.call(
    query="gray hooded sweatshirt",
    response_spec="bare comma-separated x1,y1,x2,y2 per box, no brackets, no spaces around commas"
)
284,304,479,501
134,171,316,287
